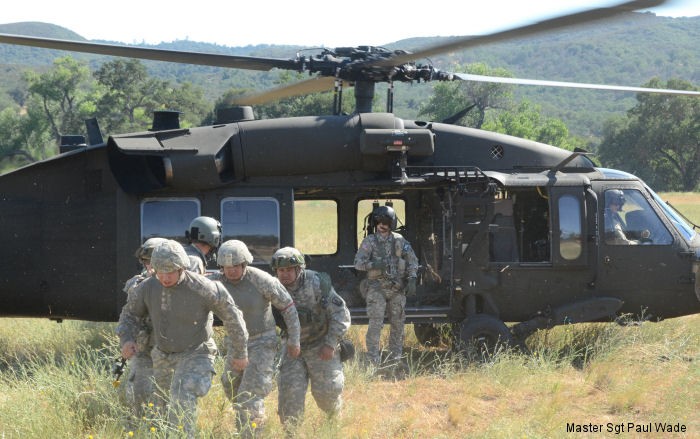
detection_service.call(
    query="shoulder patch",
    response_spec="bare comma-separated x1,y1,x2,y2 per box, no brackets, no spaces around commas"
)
332,297,343,306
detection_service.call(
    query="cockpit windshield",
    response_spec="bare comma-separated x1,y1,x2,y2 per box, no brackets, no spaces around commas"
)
646,186,696,242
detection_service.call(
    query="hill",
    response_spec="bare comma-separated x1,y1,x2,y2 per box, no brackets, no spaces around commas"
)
0,13,698,139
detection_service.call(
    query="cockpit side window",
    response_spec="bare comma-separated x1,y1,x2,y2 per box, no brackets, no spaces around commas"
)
603,189,672,246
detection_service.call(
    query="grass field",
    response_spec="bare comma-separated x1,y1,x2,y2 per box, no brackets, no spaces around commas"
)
0,192,698,438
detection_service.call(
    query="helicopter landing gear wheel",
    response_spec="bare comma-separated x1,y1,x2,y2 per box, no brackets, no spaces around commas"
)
456,314,513,360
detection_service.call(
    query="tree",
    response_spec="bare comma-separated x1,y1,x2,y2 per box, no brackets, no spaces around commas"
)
418,63,514,128
0,106,54,170
24,57,93,143
482,100,588,151
598,78,700,191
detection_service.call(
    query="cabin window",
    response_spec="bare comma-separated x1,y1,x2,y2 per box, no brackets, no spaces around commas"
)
512,188,551,262
356,199,406,247
221,197,280,263
558,195,582,260
294,200,338,255
141,198,200,243
489,197,519,262
603,189,672,246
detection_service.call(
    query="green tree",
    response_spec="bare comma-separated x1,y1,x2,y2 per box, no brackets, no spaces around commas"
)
419,63,514,128
0,106,54,171
24,57,93,143
482,100,587,151
598,78,700,191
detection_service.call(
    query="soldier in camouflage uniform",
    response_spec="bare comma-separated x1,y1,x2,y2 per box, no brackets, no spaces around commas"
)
209,240,301,438
272,247,351,431
117,239,248,437
355,205,418,363
184,216,222,274
122,237,166,419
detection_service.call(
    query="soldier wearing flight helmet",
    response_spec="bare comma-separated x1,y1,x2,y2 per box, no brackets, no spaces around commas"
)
184,216,222,274
355,205,418,364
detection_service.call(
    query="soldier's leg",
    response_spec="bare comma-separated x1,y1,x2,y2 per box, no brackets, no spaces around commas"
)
169,351,215,436
306,346,344,417
365,283,387,363
150,348,176,419
386,290,407,360
277,352,309,428
125,352,154,418
235,336,277,439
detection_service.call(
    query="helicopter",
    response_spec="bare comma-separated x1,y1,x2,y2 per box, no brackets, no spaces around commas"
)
0,0,699,351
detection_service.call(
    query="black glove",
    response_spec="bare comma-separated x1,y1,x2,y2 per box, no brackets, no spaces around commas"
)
406,278,417,296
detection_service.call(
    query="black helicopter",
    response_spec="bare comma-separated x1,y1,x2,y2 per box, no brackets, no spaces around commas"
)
0,0,698,350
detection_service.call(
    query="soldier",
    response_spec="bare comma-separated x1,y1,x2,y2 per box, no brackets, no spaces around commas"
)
354,205,418,364
117,239,248,437
604,189,639,245
209,240,301,438
271,247,350,431
122,237,166,419
184,216,222,274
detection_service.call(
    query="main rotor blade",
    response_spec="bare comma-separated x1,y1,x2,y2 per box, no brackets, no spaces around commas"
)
453,73,700,96
372,0,666,67
233,76,336,105
0,33,298,71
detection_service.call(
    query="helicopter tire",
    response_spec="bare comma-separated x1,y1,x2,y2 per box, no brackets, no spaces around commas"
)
456,314,513,360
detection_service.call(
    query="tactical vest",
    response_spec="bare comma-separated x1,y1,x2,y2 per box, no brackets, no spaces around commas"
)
290,270,330,346
366,232,408,284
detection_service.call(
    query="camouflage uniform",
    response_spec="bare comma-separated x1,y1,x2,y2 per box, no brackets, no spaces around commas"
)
355,231,418,362
117,261,248,437
122,271,155,418
277,269,350,427
210,267,300,438
184,243,207,274
604,209,637,245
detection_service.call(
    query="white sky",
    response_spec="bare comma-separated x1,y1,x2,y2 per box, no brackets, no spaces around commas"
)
3,0,700,48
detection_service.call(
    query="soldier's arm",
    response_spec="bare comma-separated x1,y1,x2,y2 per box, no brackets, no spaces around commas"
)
187,255,204,275
323,287,351,348
354,237,374,271
265,278,301,347
209,280,249,359
116,282,148,346
403,240,420,278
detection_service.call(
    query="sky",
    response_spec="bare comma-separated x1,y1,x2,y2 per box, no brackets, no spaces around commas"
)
3,0,700,48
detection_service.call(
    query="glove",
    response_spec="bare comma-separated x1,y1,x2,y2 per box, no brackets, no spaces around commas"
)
406,278,417,296
370,260,387,271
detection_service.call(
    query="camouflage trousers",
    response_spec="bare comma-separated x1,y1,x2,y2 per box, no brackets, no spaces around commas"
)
221,331,277,438
277,340,344,427
150,340,217,437
365,279,406,363
125,351,154,418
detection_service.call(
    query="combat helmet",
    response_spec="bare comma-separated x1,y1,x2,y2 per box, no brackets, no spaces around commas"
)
217,240,254,267
186,216,222,249
135,237,167,263
606,189,625,208
372,205,397,230
270,247,306,271
150,240,190,273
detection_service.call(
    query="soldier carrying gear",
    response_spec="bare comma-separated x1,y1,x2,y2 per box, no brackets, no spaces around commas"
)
117,239,249,437
184,216,222,274
355,205,419,364
120,236,166,421
272,246,350,433
211,240,300,439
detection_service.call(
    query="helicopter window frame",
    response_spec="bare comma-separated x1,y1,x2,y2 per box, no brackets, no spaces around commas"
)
220,197,281,264
140,197,201,244
602,188,673,246
293,199,339,256
557,194,583,261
